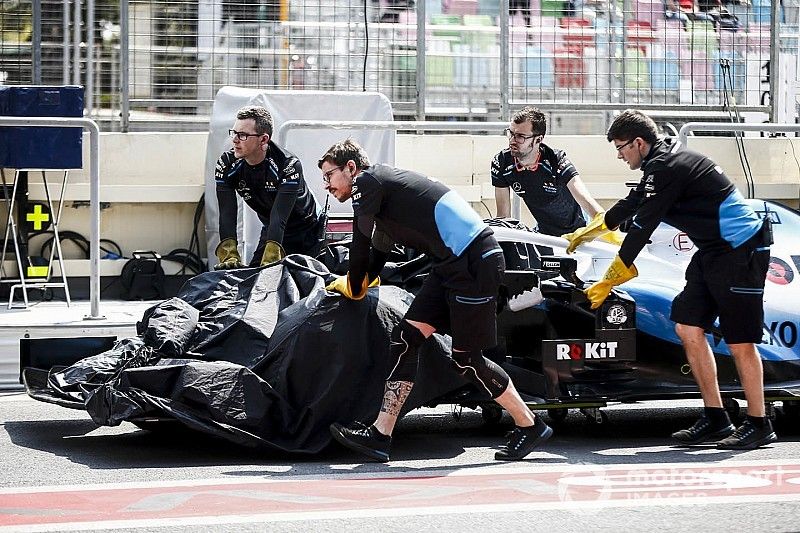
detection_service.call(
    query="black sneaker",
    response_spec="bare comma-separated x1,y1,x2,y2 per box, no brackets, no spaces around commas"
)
716,419,777,450
330,422,391,462
672,416,735,445
495,418,553,461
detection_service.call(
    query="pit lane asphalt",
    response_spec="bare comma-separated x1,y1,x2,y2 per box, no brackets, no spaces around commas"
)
2,391,800,532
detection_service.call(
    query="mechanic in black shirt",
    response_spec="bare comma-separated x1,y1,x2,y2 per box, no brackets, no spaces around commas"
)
319,139,552,462
213,105,324,270
492,106,603,236
564,109,776,450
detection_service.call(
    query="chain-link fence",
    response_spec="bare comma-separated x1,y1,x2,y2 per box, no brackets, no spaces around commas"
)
1,0,797,131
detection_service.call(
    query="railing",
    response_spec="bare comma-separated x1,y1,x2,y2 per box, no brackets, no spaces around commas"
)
0,117,103,319
677,122,800,147
275,119,526,218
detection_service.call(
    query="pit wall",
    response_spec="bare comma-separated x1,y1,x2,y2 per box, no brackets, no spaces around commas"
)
6,132,799,274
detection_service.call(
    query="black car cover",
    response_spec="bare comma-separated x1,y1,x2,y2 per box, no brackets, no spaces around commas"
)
23,255,469,453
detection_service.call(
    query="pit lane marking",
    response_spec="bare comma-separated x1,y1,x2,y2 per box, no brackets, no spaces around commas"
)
2,460,800,531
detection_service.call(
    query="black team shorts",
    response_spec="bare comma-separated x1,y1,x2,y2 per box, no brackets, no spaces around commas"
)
671,230,769,345
405,229,505,352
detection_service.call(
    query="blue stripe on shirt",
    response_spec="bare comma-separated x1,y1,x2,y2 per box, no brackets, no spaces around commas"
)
719,189,762,248
433,190,487,256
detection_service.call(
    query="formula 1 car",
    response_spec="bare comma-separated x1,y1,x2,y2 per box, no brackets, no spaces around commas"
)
22,201,800,450
463,199,800,425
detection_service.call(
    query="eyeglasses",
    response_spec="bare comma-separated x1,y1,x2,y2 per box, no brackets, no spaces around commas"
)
229,129,264,141
504,128,538,143
322,165,345,184
615,139,635,152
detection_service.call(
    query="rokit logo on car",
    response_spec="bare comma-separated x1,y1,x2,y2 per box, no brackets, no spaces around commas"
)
556,341,619,360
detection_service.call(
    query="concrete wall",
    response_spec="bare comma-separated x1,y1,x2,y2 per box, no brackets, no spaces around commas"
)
8,131,799,274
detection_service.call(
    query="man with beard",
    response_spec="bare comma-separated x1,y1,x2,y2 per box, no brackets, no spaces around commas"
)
320,139,553,462
492,106,603,237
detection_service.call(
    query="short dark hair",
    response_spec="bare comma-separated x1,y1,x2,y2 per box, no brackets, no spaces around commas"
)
512,106,547,136
606,109,659,144
317,138,371,170
236,105,273,136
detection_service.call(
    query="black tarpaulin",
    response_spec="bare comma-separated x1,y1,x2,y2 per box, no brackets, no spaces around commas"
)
23,255,468,453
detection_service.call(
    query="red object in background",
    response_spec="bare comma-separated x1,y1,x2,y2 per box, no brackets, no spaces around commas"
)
554,47,585,88
326,220,353,233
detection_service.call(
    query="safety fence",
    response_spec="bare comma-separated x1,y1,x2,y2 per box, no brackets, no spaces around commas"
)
0,0,797,131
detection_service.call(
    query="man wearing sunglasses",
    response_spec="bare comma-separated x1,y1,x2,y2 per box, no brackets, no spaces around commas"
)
564,109,776,450
214,105,324,270
491,106,603,237
319,139,553,463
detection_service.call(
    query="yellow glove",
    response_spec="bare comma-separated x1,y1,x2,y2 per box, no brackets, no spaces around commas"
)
214,238,244,270
260,240,286,266
584,255,638,309
325,274,380,301
561,212,613,254
598,229,625,247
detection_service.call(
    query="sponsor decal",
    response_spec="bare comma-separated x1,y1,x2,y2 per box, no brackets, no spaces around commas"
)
767,257,793,285
764,321,798,348
542,181,558,194
542,260,560,269
672,232,694,252
556,341,619,360
606,305,628,325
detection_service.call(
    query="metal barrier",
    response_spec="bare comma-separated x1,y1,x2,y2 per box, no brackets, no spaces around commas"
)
275,119,523,218
677,122,800,147
0,117,103,320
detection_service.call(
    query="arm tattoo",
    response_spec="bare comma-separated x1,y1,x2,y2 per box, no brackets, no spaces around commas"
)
380,380,414,417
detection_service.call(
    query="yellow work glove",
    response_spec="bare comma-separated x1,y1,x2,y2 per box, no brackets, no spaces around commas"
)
260,240,286,266
561,211,613,254
584,255,638,309
598,229,625,247
214,238,244,270
325,274,380,301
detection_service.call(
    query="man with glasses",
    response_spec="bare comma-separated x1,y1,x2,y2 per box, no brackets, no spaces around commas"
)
564,109,776,450
214,105,324,270
319,139,553,462
492,106,603,237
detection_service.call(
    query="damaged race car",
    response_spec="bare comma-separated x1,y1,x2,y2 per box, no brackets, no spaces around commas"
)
21,200,800,451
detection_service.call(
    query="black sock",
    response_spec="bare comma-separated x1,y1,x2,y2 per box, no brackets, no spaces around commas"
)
746,415,766,428
704,406,731,425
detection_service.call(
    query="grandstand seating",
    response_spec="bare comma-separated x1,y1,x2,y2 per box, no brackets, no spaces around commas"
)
553,47,586,88
632,0,666,25
523,45,556,89
649,50,681,90
422,0,768,97
445,0,479,16
540,0,566,18
624,48,649,90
